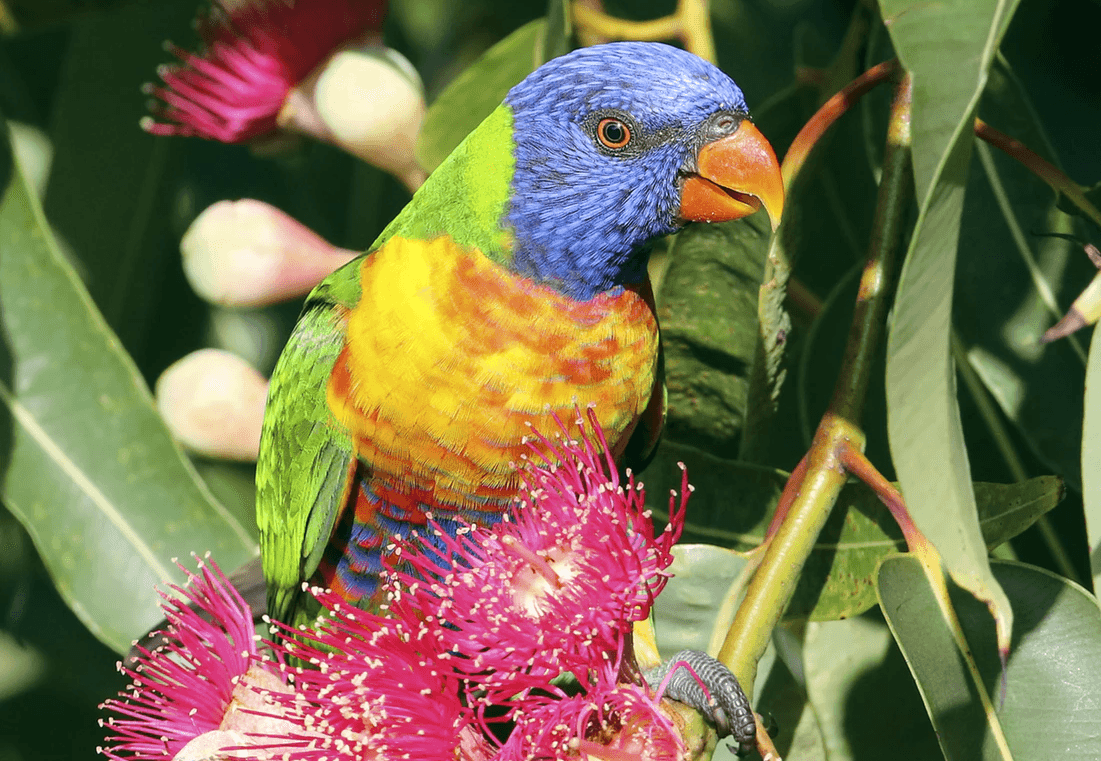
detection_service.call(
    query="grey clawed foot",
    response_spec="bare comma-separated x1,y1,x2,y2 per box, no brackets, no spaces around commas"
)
644,649,756,756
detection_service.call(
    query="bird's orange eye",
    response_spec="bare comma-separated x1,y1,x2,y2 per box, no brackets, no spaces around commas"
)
597,118,631,149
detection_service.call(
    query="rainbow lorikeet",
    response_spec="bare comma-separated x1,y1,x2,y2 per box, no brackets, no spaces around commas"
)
255,41,784,628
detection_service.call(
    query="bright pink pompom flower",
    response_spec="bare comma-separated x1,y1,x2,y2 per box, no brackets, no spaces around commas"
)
144,0,386,142
389,406,688,705
98,558,289,760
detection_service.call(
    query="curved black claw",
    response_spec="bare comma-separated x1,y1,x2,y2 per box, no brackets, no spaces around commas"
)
644,649,756,756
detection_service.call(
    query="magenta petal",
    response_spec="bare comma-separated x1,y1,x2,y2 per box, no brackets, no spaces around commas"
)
144,0,387,143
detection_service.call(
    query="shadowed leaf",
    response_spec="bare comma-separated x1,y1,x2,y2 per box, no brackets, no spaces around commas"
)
0,116,257,655
878,556,1101,759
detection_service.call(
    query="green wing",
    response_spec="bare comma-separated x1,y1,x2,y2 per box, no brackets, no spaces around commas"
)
254,105,519,626
255,281,357,627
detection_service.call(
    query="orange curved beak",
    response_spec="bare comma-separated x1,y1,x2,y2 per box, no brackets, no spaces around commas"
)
679,120,784,231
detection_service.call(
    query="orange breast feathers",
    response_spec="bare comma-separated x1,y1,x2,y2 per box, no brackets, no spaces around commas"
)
326,235,660,514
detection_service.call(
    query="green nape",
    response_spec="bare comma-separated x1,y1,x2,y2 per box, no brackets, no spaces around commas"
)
322,105,516,309
374,104,516,256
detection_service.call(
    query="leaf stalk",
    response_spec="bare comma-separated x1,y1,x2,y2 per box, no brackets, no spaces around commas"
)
718,75,913,697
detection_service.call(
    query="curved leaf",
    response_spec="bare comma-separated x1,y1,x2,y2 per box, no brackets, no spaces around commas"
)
644,442,1061,620
657,214,770,459
878,556,1101,759
415,18,547,173
1084,330,1101,590
881,0,1022,652
0,117,257,654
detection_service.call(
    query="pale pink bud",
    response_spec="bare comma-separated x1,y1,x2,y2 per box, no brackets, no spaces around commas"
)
303,46,428,192
181,199,358,307
155,349,268,461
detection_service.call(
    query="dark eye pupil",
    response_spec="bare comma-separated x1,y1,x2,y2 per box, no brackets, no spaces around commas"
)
603,121,625,144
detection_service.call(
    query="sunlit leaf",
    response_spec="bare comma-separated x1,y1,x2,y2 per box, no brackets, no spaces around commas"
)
1083,330,1101,590
878,556,1101,759
880,0,1022,651
0,116,257,655
415,19,546,173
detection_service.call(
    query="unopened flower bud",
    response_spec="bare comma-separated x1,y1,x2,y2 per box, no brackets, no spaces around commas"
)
155,349,268,461
307,46,428,191
181,199,358,308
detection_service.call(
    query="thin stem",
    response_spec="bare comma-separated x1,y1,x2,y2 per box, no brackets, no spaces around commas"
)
676,0,716,63
975,117,1101,231
755,712,783,761
839,441,928,553
829,74,913,422
738,59,899,461
570,0,717,63
571,4,681,42
0,1,15,34
781,59,899,187
719,75,913,696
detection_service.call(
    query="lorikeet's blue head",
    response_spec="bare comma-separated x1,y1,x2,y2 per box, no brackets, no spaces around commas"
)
504,42,784,300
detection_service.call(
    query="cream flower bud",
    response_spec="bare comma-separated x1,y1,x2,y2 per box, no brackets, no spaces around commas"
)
309,46,428,192
181,199,358,308
155,349,268,462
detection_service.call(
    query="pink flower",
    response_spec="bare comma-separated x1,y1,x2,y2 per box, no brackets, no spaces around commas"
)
498,663,686,761
98,558,297,760
267,589,490,761
143,0,386,143
389,407,689,703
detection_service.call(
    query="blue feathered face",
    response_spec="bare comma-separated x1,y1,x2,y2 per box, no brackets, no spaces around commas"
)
504,42,773,300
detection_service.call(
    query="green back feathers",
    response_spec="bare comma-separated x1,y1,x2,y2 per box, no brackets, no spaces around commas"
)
322,105,517,310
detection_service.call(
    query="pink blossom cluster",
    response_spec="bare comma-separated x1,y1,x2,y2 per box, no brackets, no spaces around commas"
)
100,409,691,761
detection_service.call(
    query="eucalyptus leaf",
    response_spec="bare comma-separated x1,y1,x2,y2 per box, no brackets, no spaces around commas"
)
644,441,1061,620
880,0,1021,649
1083,330,1101,590
878,556,1101,760
415,19,546,173
804,616,942,760
956,55,1091,491
658,214,770,459
0,117,257,655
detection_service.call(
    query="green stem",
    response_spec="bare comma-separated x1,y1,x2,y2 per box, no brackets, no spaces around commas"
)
975,118,1101,231
719,77,914,696
739,59,899,462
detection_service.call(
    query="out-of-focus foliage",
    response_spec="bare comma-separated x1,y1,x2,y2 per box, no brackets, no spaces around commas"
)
1,0,1100,758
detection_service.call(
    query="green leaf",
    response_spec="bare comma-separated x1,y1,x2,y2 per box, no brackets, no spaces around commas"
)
657,214,771,459
956,55,1091,490
804,616,942,760
1083,330,1101,590
415,19,547,173
1057,181,1101,230
644,441,1062,620
0,116,258,655
880,0,1022,651
653,543,750,658
878,556,1101,759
